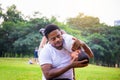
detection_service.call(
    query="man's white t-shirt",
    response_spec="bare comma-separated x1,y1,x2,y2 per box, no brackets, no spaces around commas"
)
62,34,75,52
39,43,73,80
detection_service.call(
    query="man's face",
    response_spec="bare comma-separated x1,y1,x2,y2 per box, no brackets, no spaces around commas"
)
47,29,63,50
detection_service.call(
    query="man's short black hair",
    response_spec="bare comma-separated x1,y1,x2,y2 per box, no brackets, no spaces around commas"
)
44,24,60,38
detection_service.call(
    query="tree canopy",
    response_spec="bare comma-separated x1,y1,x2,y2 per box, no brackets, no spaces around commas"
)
67,13,100,28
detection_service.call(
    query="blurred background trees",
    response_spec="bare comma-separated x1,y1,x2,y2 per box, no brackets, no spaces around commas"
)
0,5,120,67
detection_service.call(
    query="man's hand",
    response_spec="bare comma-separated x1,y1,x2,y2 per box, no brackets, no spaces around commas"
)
70,50,80,61
70,50,88,68
70,59,88,68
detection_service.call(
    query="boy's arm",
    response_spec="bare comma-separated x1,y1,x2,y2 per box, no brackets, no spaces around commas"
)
72,39,94,58
39,36,47,48
79,40,94,58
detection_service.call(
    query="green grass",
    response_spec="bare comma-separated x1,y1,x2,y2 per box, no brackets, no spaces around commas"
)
0,58,42,80
75,65,120,80
0,58,120,80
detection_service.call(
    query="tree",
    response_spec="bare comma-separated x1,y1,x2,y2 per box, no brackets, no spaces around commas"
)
0,5,54,57
67,13,100,28
2,4,24,23
84,26,120,67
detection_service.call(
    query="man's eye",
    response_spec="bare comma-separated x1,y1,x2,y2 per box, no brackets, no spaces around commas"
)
57,35,61,38
51,38,55,41
57,36,59,38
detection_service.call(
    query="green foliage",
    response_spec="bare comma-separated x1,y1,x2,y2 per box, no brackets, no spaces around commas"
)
0,5,52,57
84,26,120,66
54,22,85,41
67,13,100,28
2,5,24,22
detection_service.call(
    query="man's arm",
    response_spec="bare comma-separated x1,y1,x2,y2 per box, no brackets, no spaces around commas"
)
41,64,71,79
41,58,88,79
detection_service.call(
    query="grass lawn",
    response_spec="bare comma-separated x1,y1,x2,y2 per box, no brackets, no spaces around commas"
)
75,65,120,80
0,58,120,80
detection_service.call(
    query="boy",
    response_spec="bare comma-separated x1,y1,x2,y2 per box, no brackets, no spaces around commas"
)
62,34,90,63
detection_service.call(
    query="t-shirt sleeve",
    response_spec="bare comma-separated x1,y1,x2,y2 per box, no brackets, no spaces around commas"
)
38,47,52,65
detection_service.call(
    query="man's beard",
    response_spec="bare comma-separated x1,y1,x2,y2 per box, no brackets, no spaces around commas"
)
52,41,63,50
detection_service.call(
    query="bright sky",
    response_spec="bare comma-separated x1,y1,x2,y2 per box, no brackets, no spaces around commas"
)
0,0,120,26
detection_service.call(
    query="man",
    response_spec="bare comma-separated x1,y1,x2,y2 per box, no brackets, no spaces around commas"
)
38,24,94,80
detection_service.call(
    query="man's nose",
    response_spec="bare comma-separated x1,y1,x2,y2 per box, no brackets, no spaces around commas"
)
55,37,60,42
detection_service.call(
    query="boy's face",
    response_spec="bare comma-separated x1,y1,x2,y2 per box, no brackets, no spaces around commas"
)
48,29,63,50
